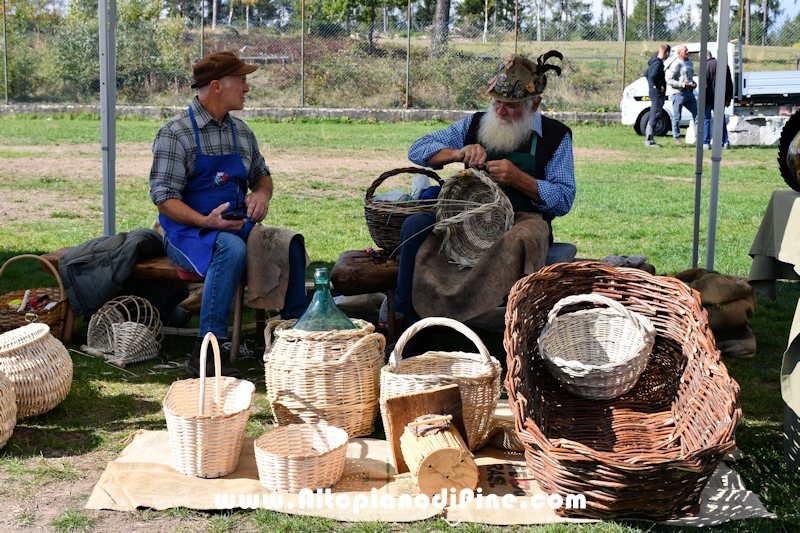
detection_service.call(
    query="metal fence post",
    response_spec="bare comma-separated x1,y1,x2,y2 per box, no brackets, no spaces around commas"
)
301,0,305,108
405,0,410,109
2,0,7,104
200,0,205,58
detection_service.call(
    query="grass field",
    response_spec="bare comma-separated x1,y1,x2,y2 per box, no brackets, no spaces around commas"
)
0,114,798,532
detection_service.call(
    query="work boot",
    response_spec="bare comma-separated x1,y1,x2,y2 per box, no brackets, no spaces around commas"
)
674,138,682,146
186,338,242,378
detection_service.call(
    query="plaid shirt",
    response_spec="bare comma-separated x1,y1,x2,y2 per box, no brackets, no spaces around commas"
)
149,97,270,205
407,111,575,217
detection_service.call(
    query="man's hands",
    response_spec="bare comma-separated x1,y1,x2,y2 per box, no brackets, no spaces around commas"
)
206,202,247,230
244,188,270,223
484,159,521,186
459,143,488,167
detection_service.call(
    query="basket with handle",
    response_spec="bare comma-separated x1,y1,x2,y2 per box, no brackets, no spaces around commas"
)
0,254,69,341
163,332,255,478
380,317,502,451
254,422,349,493
538,292,656,400
364,167,443,253
264,319,385,438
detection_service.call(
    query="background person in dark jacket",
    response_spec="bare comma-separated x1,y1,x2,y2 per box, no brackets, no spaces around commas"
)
703,50,734,149
645,44,671,147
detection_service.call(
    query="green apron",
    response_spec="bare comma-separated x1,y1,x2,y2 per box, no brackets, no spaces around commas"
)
486,134,539,214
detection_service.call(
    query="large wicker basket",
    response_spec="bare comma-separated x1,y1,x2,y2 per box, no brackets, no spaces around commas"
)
0,323,73,419
0,254,69,341
538,292,656,400
254,422,349,493
380,317,502,451
504,261,741,520
264,319,385,438
364,167,443,254
0,369,16,450
163,333,255,478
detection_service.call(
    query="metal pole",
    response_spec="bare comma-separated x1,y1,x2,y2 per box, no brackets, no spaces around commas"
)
405,0,411,109
514,0,518,54
99,0,117,236
2,0,8,104
301,0,305,108
622,0,629,92
693,2,710,268
200,0,204,58
706,0,733,271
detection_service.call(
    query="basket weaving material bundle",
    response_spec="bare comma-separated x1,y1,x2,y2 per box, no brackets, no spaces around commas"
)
0,370,16,449
254,422,349,493
0,255,69,340
380,317,502,451
434,168,514,269
538,293,656,400
163,333,255,478
0,323,73,419
364,167,443,253
86,296,163,365
504,261,741,520
264,319,385,438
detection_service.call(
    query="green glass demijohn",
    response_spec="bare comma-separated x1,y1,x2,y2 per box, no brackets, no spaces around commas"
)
292,268,356,331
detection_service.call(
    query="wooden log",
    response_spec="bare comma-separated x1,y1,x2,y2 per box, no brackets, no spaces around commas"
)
330,250,399,296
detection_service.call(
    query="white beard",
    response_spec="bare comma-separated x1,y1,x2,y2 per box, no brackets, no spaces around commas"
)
477,103,536,154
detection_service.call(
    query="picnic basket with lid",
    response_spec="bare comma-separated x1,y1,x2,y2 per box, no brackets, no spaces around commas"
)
163,332,255,478
380,317,502,451
253,422,349,493
0,323,73,419
538,292,656,400
0,254,69,341
504,261,741,519
0,369,15,449
364,167,443,253
264,318,385,438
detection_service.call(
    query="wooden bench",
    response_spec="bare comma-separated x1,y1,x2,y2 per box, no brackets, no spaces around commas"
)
41,247,253,360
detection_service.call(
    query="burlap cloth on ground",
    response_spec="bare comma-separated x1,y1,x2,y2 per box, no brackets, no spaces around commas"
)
245,226,310,310
412,213,548,322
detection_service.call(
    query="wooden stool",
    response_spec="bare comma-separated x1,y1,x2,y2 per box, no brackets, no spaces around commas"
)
330,250,399,340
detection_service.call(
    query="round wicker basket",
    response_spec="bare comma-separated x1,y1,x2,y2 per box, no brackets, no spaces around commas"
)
254,423,349,493
0,323,72,419
0,369,16,450
538,293,656,400
434,168,514,269
263,319,385,438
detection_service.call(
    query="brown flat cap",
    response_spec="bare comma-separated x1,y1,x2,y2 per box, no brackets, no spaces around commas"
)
191,51,258,89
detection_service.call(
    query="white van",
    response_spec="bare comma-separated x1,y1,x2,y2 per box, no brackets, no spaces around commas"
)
620,42,735,136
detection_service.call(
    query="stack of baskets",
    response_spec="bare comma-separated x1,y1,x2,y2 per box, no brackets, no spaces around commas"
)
364,167,442,254
0,369,16,449
264,319,385,438
163,333,255,478
504,261,741,520
0,255,69,341
0,323,73,418
380,317,502,451
86,295,163,366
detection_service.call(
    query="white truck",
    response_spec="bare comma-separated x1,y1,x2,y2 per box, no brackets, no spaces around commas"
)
620,39,800,137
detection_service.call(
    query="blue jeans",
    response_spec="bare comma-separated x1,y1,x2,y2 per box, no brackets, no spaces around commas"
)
166,232,308,340
645,89,666,143
703,102,729,146
392,212,436,322
671,90,698,139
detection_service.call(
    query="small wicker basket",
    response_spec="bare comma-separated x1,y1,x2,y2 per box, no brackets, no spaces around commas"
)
0,369,16,450
434,168,514,269
0,255,69,341
538,293,656,400
87,296,163,365
163,333,255,478
0,323,73,419
364,167,443,253
254,422,349,493
380,317,502,451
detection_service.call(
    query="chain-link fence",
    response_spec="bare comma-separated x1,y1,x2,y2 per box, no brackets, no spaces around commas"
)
1,3,799,111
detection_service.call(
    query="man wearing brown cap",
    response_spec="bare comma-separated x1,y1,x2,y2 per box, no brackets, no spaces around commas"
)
393,53,575,326
149,51,308,376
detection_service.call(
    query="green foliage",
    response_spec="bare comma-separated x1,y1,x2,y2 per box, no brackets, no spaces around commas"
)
50,509,96,532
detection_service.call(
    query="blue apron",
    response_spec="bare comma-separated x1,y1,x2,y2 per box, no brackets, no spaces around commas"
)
159,106,254,276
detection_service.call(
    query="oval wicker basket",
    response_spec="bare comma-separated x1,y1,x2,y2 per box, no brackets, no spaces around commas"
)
504,261,742,520
254,422,349,493
163,333,255,478
264,319,385,438
434,168,514,269
0,323,73,419
0,255,69,341
0,369,16,450
538,293,656,400
364,167,443,254
380,317,502,451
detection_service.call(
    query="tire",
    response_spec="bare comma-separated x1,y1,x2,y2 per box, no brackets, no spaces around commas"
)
778,110,800,192
638,109,670,137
